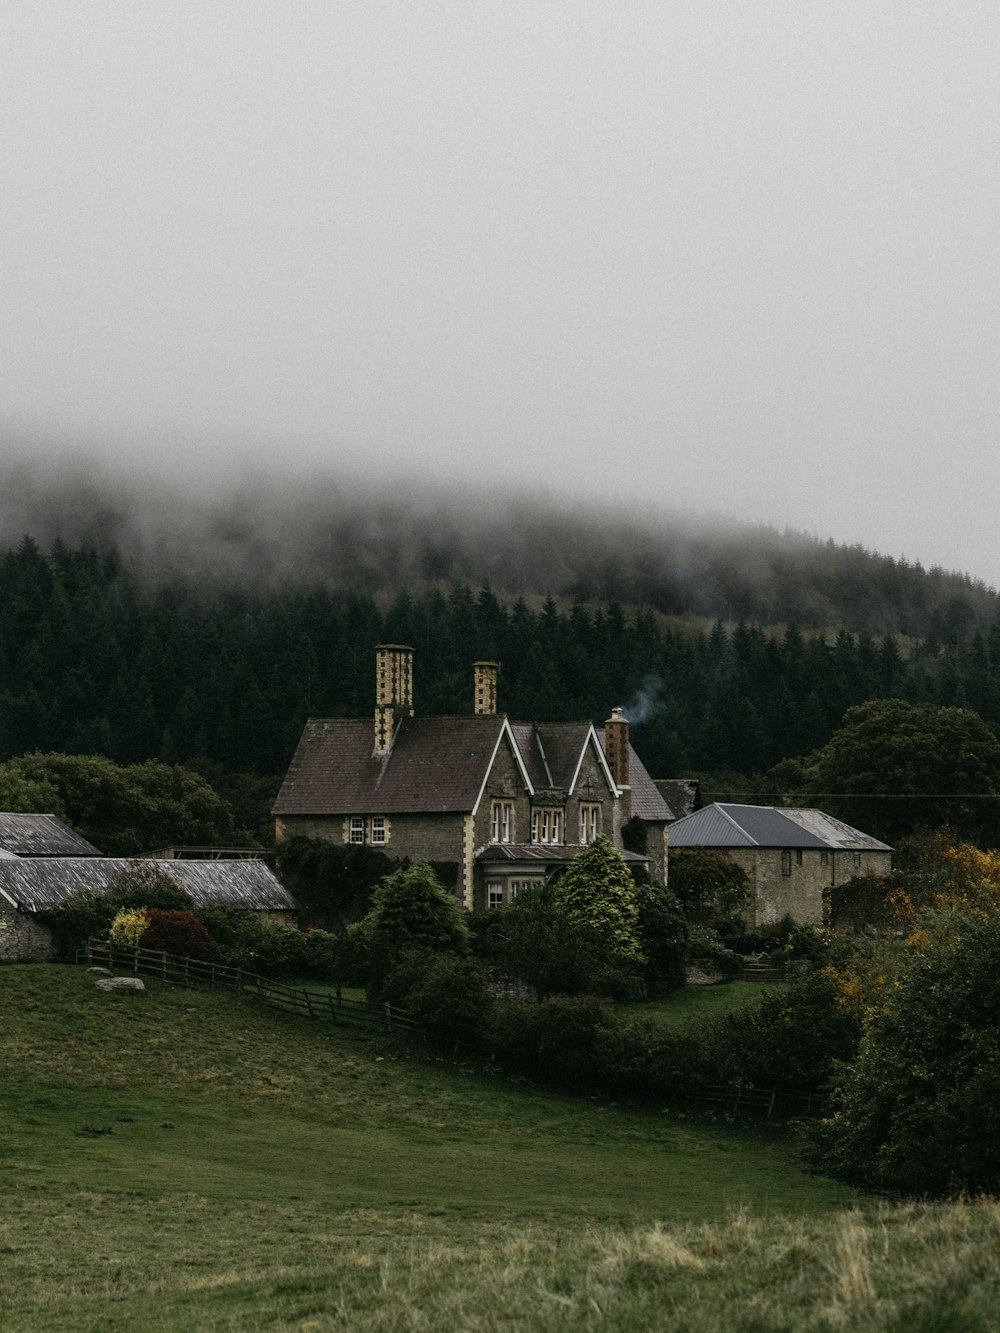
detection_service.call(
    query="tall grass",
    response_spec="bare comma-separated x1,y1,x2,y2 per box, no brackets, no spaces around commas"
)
2,966,998,1330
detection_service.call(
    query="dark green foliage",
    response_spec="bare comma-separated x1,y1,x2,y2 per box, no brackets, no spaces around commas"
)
360,862,470,995
0,752,247,855
475,883,640,1000
813,900,1000,1195
633,878,688,995
37,860,195,958
381,952,492,1042
669,850,750,922
103,861,194,912
706,970,861,1092
685,927,743,978
553,835,643,966
793,698,1000,844
6,534,1000,797
141,909,212,960
275,835,398,931
488,996,617,1087
830,873,894,933
36,888,115,959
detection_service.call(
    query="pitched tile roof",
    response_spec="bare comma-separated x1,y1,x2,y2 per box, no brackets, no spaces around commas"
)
273,715,512,815
0,858,299,914
0,813,102,858
274,712,673,823
668,803,891,851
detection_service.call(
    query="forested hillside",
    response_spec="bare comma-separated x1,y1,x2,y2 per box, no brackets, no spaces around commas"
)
1,461,996,638
3,534,1000,795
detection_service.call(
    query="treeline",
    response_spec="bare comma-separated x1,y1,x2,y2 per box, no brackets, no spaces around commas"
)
3,534,1000,785
1,458,997,638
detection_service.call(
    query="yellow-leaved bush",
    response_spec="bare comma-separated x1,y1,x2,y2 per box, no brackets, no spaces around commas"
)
108,908,149,949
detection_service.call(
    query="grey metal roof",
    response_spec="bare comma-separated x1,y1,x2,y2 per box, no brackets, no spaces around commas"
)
667,803,891,851
0,858,299,914
0,813,102,858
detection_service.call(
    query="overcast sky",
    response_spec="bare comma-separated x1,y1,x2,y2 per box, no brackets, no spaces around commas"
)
3,3,998,584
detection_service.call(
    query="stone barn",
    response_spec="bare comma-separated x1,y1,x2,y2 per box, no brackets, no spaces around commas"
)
0,857,299,962
667,803,892,927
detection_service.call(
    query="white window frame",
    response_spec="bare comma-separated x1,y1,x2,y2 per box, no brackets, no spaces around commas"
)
349,816,365,845
531,807,563,845
487,881,504,909
491,800,514,844
370,816,387,845
579,803,600,845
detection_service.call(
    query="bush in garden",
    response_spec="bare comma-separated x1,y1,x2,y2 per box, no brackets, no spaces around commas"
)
633,877,688,995
553,836,644,967
141,909,212,960
382,951,492,1042
685,926,742,977
103,861,195,913
108,908,149,949
704,969,861,1092
360,861,470,993
488,995,617,1087
38,887,117,958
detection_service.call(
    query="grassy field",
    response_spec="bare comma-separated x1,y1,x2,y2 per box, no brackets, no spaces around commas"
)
616,979,776,1029
2,965,998,1330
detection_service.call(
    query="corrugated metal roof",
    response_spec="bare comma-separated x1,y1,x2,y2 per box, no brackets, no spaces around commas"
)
668,803,891,850
0,813,102,858
0,858,299,914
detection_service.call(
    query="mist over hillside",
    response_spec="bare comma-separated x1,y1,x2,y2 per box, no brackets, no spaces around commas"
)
1,450,994,639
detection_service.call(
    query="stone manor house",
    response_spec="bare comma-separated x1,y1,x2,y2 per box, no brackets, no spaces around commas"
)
273,645,673,910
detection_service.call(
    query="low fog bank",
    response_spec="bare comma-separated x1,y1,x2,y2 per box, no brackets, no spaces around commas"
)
0,447,994,637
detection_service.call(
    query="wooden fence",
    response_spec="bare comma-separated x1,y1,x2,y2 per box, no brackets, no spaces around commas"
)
78,940,421,1035
77,942,826,1121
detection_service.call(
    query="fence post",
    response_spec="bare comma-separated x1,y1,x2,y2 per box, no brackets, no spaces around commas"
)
328,993,337,1024
133,946,139,976
161,950,167,980
384,1001,392,1031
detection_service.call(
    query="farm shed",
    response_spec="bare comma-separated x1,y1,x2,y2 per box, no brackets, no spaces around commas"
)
0,857,299,962
0,812,103,858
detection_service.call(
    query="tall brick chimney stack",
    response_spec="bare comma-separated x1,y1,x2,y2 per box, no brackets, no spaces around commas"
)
473,661,499,716
604,707,631,814
374,644,414,754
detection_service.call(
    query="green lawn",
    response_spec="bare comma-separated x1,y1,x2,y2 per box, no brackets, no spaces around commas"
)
617,979,780,1028
2,964,997,1330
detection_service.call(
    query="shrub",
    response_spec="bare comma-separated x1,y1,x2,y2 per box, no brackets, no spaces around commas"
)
685,926,742,977
813,897,1000,1195
634,878,688,995
553,836,644,966
488,995,616,1087
108,908,149,949
361,862,470,994
382,951,492,1042
705,969,861,1091
141,909,212,960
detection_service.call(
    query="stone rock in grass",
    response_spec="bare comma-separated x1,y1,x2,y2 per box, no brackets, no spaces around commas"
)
87,966,113,975
96,976,145,993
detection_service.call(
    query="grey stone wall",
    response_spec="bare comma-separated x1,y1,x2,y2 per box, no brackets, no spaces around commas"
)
719,847,892,927
0,905,56,962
